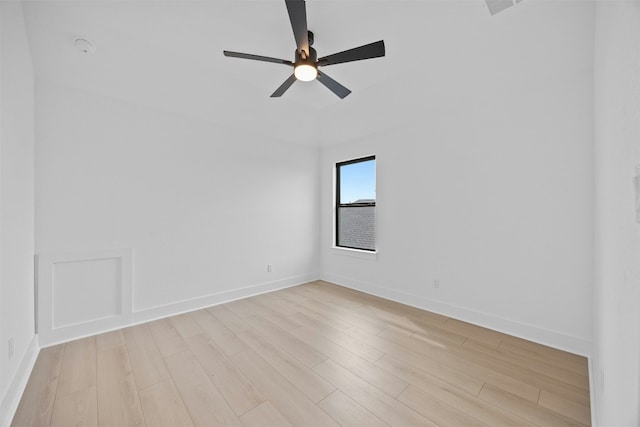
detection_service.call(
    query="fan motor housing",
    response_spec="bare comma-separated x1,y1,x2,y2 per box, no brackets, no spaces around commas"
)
295,47,317,66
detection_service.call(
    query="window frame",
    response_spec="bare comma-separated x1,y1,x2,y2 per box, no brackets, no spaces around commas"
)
335,155,376,252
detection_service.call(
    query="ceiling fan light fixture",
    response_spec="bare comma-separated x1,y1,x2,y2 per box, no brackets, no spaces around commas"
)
294,63,317,81
223,1,385,98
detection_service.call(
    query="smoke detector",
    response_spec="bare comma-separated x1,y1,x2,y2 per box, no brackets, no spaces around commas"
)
74,38,95,54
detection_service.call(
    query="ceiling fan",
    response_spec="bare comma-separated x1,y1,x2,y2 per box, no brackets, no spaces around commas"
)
223,0,385,99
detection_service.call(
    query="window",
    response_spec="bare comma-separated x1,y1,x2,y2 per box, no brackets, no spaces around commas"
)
336,156,376,251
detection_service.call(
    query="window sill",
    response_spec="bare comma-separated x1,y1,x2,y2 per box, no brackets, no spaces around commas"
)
331,246,378,261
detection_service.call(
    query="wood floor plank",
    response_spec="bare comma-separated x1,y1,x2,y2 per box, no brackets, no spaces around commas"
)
189,309,248,356
209,305,339,405
463,346,591,407
374,344,485,396
286,297,372,334
238,296,302,332
500,335,588,370
256,292,301,316
170,313,203,339
377,323,590,406
464,339,590,391
235,326,335,403
239,401,292,427
500,340,588,376
96,330,125,352
396,383,488,427
139,378,195,427
290,311,385,363
484,370,540,403
311,281,391,312
287,292,385,335
97,345,145,427
288,283,365,311
377,356,536,427
450,338,591,406
230,349,339,427
57,337,97,397
479,383,586,427
242,315,327,368
50,386,98,427
148,317,189,357
11,344,64,427
313,281,449,326
164,350,243,426
444,318,505,347
539,384,591,408
223,298,259,318
317,390,389,427
289,326,409,398
184,333,264,416
379,322,467,348
206,305,251,335
14,281,592,426
313,358,437,427
358,303,463,345
538,390,592,426
123,323,171,389
367,323,491,382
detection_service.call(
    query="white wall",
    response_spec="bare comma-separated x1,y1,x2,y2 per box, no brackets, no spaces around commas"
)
35,81,320,345
593,1,640,425
320,0,594,355
0,2,38,425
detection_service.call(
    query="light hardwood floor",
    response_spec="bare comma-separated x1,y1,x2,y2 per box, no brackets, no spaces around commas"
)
12,281,591,426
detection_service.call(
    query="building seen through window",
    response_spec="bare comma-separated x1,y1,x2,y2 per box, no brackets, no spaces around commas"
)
336,156,376,251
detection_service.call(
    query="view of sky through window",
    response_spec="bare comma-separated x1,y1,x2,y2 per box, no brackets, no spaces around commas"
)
340,159,376,203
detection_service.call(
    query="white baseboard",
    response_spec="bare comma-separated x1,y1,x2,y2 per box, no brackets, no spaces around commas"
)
321,272,592,357
1,335,39,427
131,273,319,325
39,273,319,348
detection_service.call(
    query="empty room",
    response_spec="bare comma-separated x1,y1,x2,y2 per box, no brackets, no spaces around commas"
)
1,0,639,426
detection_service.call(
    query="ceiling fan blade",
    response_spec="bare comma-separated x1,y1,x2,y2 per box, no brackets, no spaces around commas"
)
317,40,385,67
316,71,351,99
285,0,309,55
223,51,293,66
271,74,297,97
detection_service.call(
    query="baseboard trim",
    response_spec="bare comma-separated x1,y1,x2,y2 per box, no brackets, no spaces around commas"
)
1,335,39,427
321,272,592,357
39,273,320,348
131,273,319,325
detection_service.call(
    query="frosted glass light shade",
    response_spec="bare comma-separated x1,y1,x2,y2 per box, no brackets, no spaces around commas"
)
294,64,317,81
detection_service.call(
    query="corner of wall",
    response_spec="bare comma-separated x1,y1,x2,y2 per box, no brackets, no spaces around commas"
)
0,335,38,427
0,1,37,425
588,356,600,427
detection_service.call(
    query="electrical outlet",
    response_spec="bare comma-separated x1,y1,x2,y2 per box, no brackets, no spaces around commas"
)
433,279,440,289
267,264,273,273
8,338,14,360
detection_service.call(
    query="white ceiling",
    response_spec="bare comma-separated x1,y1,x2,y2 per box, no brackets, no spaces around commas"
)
22,0,562,146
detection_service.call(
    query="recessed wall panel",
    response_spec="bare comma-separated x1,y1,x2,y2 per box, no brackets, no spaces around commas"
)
37,248,133,346
52,257,121,328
